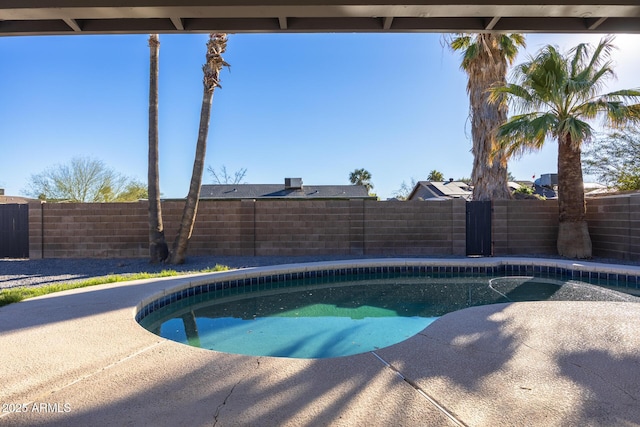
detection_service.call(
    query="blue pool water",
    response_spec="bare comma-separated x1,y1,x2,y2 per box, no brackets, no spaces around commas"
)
158,309,437,358
139,272,637,359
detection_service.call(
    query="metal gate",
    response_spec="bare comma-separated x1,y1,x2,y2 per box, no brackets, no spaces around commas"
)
0,204,29,258
466,201,492,256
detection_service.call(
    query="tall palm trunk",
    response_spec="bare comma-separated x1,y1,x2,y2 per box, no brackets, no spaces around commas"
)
468,34,511,201
170,33,228,264
557,135,592,258
147,34,168,263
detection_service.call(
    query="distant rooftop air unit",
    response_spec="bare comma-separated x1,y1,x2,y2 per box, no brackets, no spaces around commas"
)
285,178,303,189
540,173,558,187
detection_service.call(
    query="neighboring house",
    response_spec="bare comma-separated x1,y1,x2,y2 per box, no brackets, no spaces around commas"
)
531,173,558,199
0,189,35,204
531,173,608,199
509,180,557,199
508,181,534,192
584,182,608,197
407,180,472,201
200,178,375,200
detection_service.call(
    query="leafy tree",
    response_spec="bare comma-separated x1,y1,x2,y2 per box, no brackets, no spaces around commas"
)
170,33,230,264
583,129,640,190
427,170,444,182
393,178,417,200
512,184,545,200
116,180,148,201
448,33,525,201
147,34,169,263
349,168,373,192
491,36,640,258
26,157,145,202
207,165,247,184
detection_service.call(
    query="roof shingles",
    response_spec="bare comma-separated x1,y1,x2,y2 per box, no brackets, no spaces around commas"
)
200,182,373,200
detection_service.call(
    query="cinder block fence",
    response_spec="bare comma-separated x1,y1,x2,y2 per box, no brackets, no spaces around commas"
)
28,199,467,259
586,195,640,260
25,195,640,261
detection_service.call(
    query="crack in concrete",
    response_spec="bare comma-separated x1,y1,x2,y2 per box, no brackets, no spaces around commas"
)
1,341,165,420
567,360,638,402
370,351,468,427
212,380,240,426
212,357,262,426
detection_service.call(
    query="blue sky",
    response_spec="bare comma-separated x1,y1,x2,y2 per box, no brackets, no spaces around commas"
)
1,32,639,200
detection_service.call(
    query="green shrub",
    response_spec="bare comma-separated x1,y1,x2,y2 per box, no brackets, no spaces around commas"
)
513,186,534,195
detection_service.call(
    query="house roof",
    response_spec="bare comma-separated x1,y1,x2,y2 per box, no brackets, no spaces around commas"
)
508,181,535,191
200,180,373,200
408,181,472,201
0,195,37,204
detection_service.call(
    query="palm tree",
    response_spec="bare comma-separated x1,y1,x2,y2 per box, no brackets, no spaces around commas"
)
427,169,444,182
491,36,640,258
170,33,229,264
349,168,373,193
449,33,525,201
147,34,168,263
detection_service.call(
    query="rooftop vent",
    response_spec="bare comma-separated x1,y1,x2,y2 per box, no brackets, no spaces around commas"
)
285,178,303,190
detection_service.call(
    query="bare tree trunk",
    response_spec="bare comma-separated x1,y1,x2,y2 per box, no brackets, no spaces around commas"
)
557,135,592,258
170,33,228,265
169,91,212,264
147,34,168,263
469,34,512,202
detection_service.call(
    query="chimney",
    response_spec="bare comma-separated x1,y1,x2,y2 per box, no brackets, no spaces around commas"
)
0,188,4,196
284,178,303,190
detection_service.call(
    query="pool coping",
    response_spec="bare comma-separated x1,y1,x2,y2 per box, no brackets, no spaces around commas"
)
2,256,640,426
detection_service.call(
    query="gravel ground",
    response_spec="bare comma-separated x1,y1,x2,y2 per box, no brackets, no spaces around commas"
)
0,255,387,289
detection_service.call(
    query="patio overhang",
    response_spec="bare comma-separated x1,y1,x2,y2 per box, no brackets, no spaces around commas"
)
1,1,639,36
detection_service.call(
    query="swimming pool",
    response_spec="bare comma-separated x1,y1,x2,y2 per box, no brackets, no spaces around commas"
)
137,260,639,359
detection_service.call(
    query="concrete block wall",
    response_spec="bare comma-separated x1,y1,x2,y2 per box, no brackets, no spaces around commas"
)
587,195,640,261
253,200,353,256
26,196,640,260
33,202,149,258
28,199,467,259
166,200,255,256
492,200,559,256
28,202,44,258
364,199,466,256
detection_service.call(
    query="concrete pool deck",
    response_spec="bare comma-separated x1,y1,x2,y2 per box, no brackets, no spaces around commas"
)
1,257,640,426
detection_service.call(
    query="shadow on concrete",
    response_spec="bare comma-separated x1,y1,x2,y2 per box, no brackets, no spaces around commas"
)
0,279,174,333
416,303,524,390
3,260,640,426
376,301,640,425
557,349,640,426
3,349,449,426
4,296,640,426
